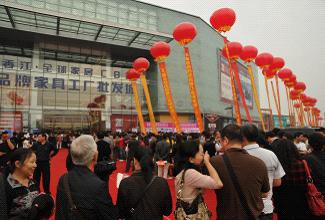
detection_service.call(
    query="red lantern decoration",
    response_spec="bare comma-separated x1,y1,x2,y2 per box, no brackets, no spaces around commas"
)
264,67,276,79
210,8,236,32
290,90,299,100
293,103,301,108
133,57,150,73
240,45,258,62
173,22,197,46
222,42,243,60
269,57,285,72
255,53,274,69
150,42,171,61
126,69,140,81
278,68,293,81
294,82,306,93
300,93,307,101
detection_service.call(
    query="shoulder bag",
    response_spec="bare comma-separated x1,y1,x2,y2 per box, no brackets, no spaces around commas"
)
63,174,87,220
174,169,212,220
222,154,256,219
302,160,325,216
130,176,157,216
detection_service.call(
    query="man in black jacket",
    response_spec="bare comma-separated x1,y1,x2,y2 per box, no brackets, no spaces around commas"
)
32,133,58,193
55,135,118,220
96,132,111,162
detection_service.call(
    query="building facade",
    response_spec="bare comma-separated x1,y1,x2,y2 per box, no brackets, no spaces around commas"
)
0,0,260,133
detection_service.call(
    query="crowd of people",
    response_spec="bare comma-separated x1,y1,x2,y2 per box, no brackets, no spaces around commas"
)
0,125,324,219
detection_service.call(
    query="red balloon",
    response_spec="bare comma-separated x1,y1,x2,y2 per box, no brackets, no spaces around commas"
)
210,8,236,32
222,42,243,60
255,53,274,69
293,103,301,108
133,57,150,73
126,69,140,80
294,82,306,93
299,93,307,101
285,79,297,88
240,46,258,62
290,90,299,99
278,68,292,81
150,42,171,60
173,22,197,45
264,67,276,79
269,57,285,71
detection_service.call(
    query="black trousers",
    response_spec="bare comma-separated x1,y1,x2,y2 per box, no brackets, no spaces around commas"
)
34,161,51,193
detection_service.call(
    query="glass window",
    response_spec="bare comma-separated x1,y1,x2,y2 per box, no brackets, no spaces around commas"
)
72,8,83,16
73,0,84,10
45,3,59,11
59,6,71,14
96,13,106,20
32,1,45,9
85,11,95,19
129,12,138,21
148,24,157,31
85,2,95,11
107,16,117,23
17,0,31,6
139,22,147,29
96,4,107,14
108,7,117,16
128,20,137,27
139,13,147,23
118,9,128,19
118,18,127,25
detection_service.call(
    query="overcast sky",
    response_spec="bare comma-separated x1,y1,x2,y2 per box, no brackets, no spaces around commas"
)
139,0,325,121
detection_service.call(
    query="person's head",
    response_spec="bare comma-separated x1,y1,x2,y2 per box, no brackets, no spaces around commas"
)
9,148,36,177
240,124,259,146
282,132,294,141
133,146,153,183
70,135,98,167
220,124,243,150
215,130,221,141
308,133,325,152
294,132,304,143
37,133,47,143
96,131,105,140
272,139,300,174
1,131,9,141
175,140,203,174
265,131,276,144
272,128,281,136
29,193,54,220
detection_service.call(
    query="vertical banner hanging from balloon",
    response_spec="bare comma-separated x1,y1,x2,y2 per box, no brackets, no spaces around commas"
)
150,42,182,133
173,22,204,133
210,8,242,125
240,45,266,130
126,69,146,134
133,57,158,135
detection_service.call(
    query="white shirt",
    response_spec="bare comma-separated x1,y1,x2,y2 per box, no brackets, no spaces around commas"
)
243,143,285,214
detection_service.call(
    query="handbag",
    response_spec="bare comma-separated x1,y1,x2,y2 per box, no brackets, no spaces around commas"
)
94,158,116,175
174,169,212,220
302,160,325,216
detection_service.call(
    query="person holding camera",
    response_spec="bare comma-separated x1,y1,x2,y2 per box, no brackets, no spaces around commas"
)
0,131,15,172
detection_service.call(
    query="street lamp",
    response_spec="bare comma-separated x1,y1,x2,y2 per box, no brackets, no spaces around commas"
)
225,105,234,124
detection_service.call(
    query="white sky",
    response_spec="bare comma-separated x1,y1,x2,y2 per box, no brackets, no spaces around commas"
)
139,0,325,121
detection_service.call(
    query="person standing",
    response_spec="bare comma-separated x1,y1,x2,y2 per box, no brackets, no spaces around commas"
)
32,133,58,193
241,125,285,220
125,134,138,173
0,131,15,172
210,124,270,220
154,134,171,179
55,135,117,219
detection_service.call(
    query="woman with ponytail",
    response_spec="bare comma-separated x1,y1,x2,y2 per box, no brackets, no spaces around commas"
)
117,145,172,219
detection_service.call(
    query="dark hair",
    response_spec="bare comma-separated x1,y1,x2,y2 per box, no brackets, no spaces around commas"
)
29,193,54,220
175,140,201,175
134,146,153,183
294,132,303,139
221,124,243,143
282,132,294,141
272,139,300,174
272,128,281,135
241,124,259,142
308,133,325,152
96,131,105,139
265,131,276,139
9,148,35,173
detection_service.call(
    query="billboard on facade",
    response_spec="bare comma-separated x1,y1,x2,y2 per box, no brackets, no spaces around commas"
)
219,54,253,108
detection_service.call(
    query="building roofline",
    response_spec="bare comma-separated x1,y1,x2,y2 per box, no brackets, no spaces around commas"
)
133,0,225,39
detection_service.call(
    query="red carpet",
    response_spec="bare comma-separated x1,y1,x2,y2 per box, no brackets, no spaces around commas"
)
49,148,276,220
